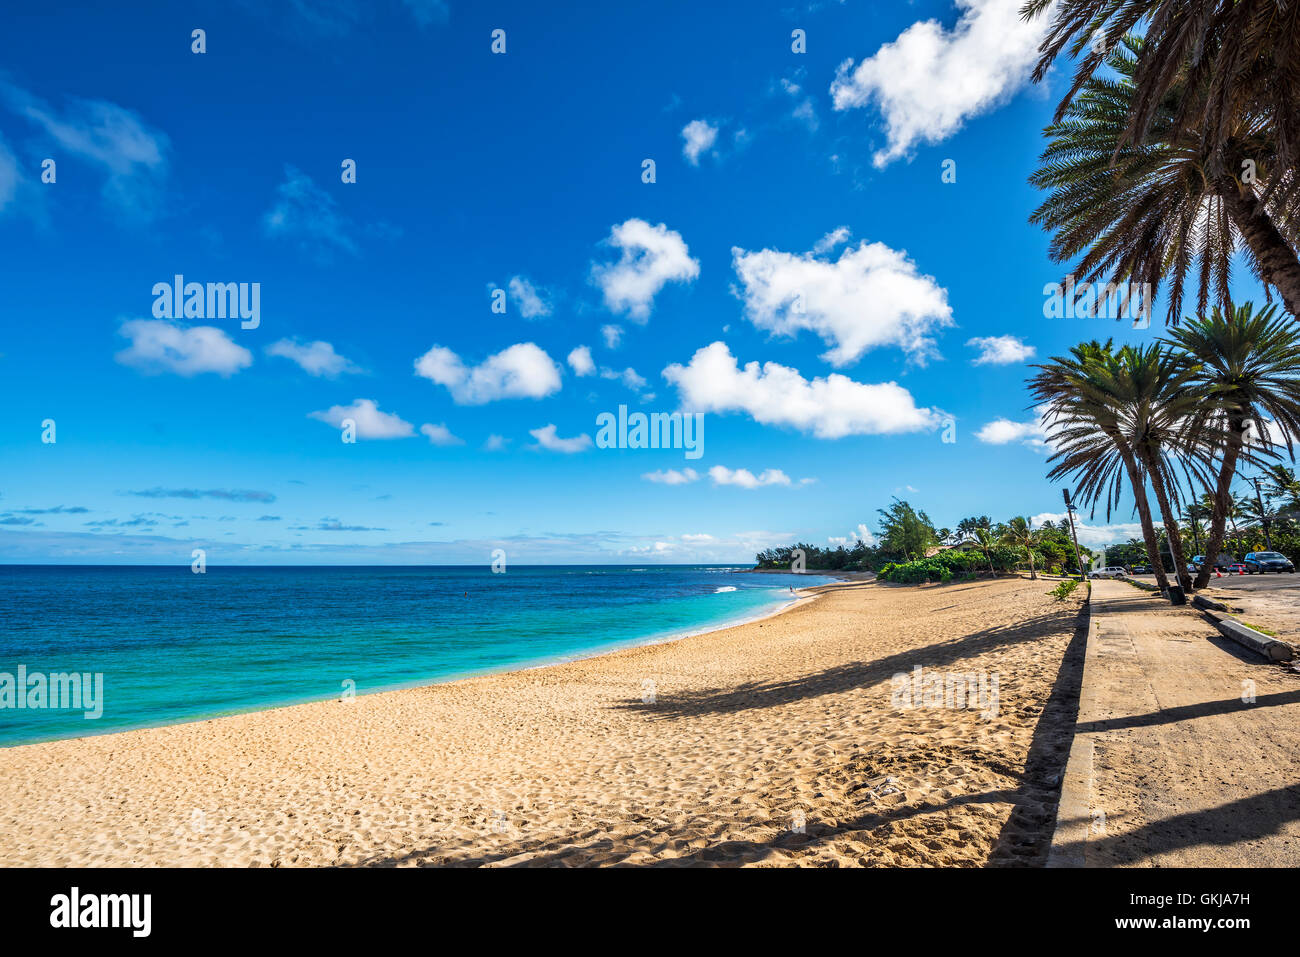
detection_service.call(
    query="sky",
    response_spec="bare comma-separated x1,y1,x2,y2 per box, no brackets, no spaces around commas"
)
0,0,1273,564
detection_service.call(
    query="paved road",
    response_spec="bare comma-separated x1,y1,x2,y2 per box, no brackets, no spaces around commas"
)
1130,572,1300,593
1051,579,1300,867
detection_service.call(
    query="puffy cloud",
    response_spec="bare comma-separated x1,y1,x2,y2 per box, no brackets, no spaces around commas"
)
266,338,359,377
419,422,463,446
642,468,700,485
601,324,624,349
600,366,647,391
829,524,878,547
730,238,953,366
974,405,1053,451
567,345,596,376
967,334,1035,366
414,342,562,404
115,319,252,377
506,276,552,318
484,434,509,451
830,0,1048,167
308,398,415,439
1031,512,1144,548
681,119,719,165
811,226,851,255
529,424,592,453
708,466,795,489
663,341,942,439
591,219,700,321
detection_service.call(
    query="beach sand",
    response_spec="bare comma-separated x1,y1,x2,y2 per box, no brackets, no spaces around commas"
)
0,577,1086,867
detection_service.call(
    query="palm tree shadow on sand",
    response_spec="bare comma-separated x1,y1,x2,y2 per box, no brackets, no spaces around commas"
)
355,602,1093,867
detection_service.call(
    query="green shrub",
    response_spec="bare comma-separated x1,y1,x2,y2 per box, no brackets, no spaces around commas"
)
1049,579,1079,601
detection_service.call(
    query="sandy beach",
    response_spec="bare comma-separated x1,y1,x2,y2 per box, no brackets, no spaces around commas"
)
0,577,1086,867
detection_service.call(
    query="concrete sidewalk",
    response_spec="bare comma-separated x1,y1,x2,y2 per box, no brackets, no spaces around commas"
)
1049,579,1300,867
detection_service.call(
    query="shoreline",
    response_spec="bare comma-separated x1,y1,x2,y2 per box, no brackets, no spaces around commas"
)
0,577,1083,867
0,577,848,752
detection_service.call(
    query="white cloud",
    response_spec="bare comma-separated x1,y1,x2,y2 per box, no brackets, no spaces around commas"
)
731,238,953,366
414,342,562,404
681,119,719,165
266,338,359,377
507,276,552,318
967,334,1035,366
643,468,700,485
567,345,596,376
484,434,509,451
0,81,170,219
308,398,415,439
419,422,463,446
591,219,700,321
263,165,356,259
975,405,1053,451
781,78,820,132
529,424,592,453
600,366,647,390
601,324,624,349
829,524,878,547
811,226,851,255
115,319,252,377
1031,512,1144,548
1243,417,1293,451
663,341,943,439
708,466,795,489
829,0,1048,167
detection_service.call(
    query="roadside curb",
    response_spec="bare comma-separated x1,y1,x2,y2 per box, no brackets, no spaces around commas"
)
1047,600,1099,868
1199,608,1295,662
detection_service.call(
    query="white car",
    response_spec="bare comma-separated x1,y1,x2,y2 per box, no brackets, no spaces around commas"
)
1090,566,1127,579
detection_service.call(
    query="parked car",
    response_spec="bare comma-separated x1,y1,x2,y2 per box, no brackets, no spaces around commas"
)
1223,562,1248,575
1130,563,1151,574
1090,566,1127,579
1192,553,1238,572
1243,551,1296,574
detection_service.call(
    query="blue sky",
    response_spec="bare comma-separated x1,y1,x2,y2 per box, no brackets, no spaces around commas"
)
0,0,1271,564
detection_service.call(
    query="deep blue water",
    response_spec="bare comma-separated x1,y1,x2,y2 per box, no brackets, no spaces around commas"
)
0,565,831,747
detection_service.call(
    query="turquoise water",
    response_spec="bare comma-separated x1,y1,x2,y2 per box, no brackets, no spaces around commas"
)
0,565,832,747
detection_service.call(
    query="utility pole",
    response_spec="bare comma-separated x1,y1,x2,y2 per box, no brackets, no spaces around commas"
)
1249,476,1273,550
1062,488,1087,581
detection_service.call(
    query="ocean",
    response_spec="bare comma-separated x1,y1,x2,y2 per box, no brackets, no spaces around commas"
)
0,564,832,747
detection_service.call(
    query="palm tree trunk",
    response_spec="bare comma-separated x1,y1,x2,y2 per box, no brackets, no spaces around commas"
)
1026,547,1037,580
1118,444,1171,592
1140,447,1193,591
1219,182,1300,318
1193,421,1246,589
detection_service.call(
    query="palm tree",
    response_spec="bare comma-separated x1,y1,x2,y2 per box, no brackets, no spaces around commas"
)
1164,303,1300,588
1029,341,1172,593
1263,465,1300,515
1029,38,1300,323
1113,344,1214,592
1182,499,1207,557
1023,1,1300,246
972,526,999,578
1003,516,1039,580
